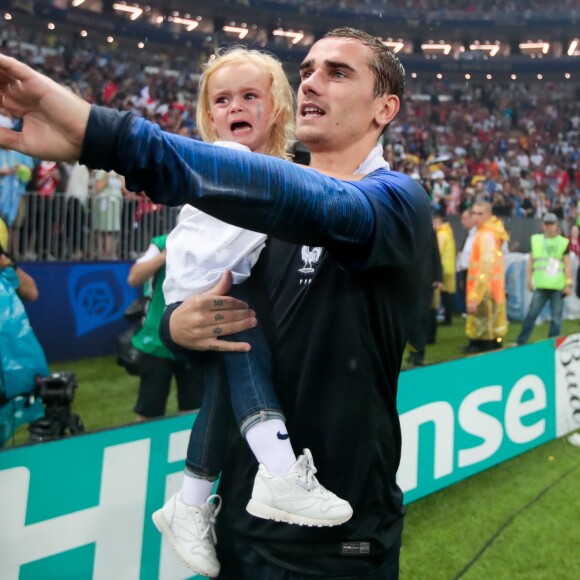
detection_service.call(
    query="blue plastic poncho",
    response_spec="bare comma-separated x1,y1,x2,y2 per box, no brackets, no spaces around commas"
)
0,266,47,444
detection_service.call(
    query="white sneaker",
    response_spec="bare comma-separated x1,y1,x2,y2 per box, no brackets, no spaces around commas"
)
152,493,221,578
246,448,353,527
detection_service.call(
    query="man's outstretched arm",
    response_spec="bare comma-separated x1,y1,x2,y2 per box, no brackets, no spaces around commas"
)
0,54,375,251
79,106,378,251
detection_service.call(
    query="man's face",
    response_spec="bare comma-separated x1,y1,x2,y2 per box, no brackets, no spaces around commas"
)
471,206,490,228
296,37,392,153
461,210,473,229
542,222,558,237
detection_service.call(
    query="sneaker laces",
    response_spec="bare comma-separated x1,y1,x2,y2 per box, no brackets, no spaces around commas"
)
199,494,221,545
299,449,323,492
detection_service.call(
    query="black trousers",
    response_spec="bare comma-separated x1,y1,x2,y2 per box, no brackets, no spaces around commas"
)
409,289,434,360
133,353,204,417
217,535,402,579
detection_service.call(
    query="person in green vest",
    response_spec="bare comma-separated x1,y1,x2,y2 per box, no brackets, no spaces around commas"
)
128,234,204,420
516,213,573,345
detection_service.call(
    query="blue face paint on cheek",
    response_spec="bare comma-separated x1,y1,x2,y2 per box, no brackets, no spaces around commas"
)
256,103,263,120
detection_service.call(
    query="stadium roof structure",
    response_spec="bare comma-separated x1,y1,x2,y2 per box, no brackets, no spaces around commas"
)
4,0,580,82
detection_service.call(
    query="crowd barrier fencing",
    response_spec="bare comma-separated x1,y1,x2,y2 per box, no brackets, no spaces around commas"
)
6,192,180,263
1,335,579,578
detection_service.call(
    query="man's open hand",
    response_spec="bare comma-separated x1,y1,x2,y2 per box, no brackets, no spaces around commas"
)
0,54,91,161
169,271,258,352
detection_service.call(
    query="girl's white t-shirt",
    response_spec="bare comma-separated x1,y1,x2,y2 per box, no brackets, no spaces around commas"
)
163,141,267,303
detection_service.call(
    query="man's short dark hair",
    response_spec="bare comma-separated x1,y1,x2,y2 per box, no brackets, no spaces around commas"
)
323,27,406,102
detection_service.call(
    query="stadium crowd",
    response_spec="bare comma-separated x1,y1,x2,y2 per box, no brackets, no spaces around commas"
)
254,0,580,18
0,22,580,261
389,81,580,227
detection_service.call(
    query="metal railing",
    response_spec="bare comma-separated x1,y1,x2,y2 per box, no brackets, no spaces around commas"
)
6,192,180,262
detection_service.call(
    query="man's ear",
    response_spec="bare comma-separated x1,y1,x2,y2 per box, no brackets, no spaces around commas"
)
375,94,400,128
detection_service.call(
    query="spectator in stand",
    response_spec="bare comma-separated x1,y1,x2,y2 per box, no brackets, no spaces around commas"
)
446,175,462,215
534,189,550,220
26,160,62,260
430,169,449,211
551,193,566,222
491,187,513,217
458,186,476,213
64,162,91,260
91,169,123,259
568,224,580,258
521,189,536,218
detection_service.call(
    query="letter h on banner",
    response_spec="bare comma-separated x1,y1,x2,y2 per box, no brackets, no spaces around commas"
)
0,440,150,580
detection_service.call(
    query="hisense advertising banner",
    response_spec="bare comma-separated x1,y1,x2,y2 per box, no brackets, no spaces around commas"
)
397,341,555,503
1,338,577,578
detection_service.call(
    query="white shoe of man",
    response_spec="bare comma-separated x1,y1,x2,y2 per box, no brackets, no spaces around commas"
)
246,448,353,527
152,493,221,578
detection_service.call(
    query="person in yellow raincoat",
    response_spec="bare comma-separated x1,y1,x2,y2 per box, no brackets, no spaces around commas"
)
466,201,509,352
433,212,456,325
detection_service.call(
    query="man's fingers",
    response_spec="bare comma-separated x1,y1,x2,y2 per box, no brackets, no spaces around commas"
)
0,127,22,151
207,306,255,325
190,314,257,340
205,339,252,353
182,292,250,315
0,55,35,83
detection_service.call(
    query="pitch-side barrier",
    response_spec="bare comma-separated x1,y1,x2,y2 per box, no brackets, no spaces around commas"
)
1,336,579,579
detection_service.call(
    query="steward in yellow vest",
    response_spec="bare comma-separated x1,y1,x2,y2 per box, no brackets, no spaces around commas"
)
530,233,569,290
516,213,572,345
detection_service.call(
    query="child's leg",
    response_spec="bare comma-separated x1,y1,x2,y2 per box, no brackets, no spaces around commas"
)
222,283,296,476
181,353,229,505
152,352,225,578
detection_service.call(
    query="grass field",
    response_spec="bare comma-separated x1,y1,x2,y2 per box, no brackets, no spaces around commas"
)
4,315,580,578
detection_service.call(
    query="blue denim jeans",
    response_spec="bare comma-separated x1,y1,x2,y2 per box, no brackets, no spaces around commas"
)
517,288,564,345
185,283,284,480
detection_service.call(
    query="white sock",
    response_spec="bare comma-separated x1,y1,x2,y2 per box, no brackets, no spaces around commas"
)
181,472,216,506
245,419,297,476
